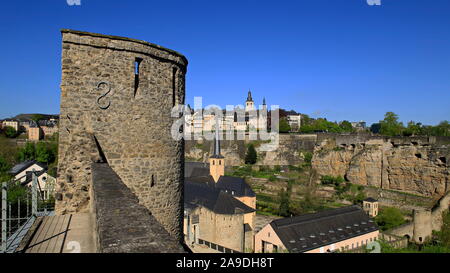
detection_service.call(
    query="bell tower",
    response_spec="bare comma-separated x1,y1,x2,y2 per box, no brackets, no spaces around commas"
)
245,89,255,112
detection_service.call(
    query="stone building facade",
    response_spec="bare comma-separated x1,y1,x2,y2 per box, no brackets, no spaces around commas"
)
56,29,187,240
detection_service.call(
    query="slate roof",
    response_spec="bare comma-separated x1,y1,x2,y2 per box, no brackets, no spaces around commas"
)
185,180,255,215
364,197,378,203
270,205,379,253
185,162,255,198
187,175,255,198
9,160,47,176
185,162,210,178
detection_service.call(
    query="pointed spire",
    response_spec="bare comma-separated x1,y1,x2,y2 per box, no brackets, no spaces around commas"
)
211,116,223,158
263,97,266,105
246,89,253,102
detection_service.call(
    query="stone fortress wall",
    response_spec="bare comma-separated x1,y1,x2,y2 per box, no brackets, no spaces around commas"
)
56,29,187,240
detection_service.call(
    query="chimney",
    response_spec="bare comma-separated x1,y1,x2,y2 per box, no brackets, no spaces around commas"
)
209,117,224,182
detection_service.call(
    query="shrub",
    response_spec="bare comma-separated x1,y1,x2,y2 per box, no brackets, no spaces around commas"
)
303,152,313,166
321,175,344,186
4,126,18,138
375,207,405,231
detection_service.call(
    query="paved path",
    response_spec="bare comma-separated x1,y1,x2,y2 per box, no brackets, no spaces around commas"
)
24,213,96,253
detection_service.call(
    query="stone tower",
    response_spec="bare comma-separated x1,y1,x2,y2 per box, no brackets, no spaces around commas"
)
412,209,432,244
56,29,188,240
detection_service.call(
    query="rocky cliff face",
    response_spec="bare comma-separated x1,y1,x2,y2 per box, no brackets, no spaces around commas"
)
185,134,317,166
312,136,450,197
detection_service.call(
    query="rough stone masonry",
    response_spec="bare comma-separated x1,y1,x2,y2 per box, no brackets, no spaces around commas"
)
56,29,188,240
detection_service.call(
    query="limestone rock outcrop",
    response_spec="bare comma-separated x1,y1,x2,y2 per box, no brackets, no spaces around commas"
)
312,136,450,197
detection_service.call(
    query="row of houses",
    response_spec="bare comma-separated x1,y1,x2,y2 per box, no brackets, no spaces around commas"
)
184,129,380,253
1,117,59,140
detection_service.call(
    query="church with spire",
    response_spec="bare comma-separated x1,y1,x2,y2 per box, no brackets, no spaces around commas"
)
184,125,257,253
185,89,268,133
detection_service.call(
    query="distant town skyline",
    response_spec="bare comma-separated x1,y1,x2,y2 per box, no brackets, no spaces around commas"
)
1,0,449,126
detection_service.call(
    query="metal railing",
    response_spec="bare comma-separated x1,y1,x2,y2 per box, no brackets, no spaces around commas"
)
1,169,55,253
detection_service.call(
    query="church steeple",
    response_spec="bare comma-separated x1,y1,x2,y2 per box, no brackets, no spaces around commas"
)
209,117,224,182
246,89,253,102
211,119,223,159
245,89,255,112
263,97,266,105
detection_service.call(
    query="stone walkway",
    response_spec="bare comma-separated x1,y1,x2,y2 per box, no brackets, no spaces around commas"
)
24,213,96,253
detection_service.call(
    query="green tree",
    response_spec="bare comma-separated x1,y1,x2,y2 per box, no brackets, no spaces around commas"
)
339,120,354,133
379,112,404,136
433,211,450,248
17,142,36,162
0,156,12,182
433,121,450,137
0,156,10,173
375,207,405,231
245,144,257,165
278,188,291,217
403,121,422,136
279,118,291,133
370,123,381,134
35,142,55,164
296,186,321,214
4,126,18,138
301,114,313,126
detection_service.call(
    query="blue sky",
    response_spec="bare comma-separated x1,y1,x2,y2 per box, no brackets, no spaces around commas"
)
0,0,449,126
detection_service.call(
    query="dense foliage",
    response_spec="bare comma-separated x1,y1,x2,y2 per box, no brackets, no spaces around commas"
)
299,115,355,134
17,141,58,164
4,126,18,138
245,144,257,165
297,111,449,137
278,118,291,133
373,112,450,137
375,207,406,231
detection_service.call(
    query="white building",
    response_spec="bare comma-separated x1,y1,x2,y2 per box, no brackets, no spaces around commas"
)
9,160,56,200
287,115,302,132
2,119,20,131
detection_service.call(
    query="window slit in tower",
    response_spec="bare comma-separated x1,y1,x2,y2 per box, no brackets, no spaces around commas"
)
151,174,156,188
172,67,177,107
134,58,143,98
